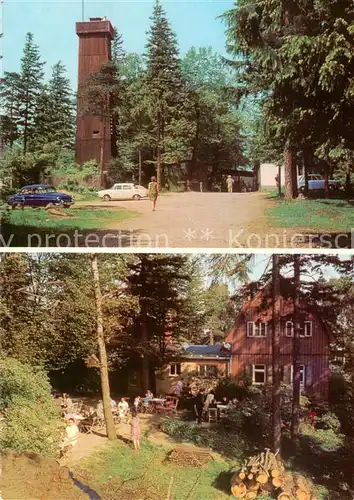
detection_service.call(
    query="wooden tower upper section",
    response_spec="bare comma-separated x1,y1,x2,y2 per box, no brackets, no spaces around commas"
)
75,18,115,177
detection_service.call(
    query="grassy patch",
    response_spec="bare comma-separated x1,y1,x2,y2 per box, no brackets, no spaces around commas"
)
75,440,234,499
7,206,138,231
267,198,354,231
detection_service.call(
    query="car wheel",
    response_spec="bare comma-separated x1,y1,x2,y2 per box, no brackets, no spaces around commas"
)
133,194,141,200
56,199,65,207
103,195,111,202
15,203,24,210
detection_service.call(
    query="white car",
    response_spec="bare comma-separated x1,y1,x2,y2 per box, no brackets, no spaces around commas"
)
98,183,148,201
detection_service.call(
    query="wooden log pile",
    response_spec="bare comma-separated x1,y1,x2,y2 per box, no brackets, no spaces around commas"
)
168,447,211,467
230,449,317,500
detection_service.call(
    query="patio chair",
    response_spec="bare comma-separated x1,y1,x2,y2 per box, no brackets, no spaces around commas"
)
158,396,179,415
208,408,218,423
80,414,97,434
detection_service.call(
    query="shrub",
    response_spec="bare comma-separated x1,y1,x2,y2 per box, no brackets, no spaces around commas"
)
0,358,64,457
160,419,248,458
300,423,344,452
316,412,341,433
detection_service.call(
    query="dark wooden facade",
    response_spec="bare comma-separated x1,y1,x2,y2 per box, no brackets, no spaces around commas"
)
75,19,115,169
225,291,331,399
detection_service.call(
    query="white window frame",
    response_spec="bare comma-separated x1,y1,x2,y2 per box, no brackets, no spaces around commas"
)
302,321,313,337
169,363,181,377
247,321,267,338
252,364,266,385
290,365,305,386
285,321,294,337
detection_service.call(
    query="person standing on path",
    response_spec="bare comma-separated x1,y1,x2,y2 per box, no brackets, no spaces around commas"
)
130,407,141,451
226,175,234,193
148,176,159,211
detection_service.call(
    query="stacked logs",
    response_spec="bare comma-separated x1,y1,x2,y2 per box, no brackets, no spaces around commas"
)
230,449,316,500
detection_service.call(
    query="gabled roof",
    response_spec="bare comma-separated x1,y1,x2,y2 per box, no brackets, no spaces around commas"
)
226,277,332,340
182,344,231,359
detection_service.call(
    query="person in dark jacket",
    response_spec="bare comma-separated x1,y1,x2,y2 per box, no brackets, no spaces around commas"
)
194,390,204,424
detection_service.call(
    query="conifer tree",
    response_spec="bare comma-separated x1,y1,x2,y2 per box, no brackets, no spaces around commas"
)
145,0,193,185
46,61,75,148
0,71,21,147
17,33,45,153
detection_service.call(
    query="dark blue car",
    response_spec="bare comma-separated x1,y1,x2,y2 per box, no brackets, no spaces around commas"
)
7,184,74,209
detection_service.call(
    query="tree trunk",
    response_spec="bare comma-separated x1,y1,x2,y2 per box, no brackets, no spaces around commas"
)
140,310,150,393
284,149,297,199
272,254,282,456
291,255,301,442
303,150,309,196
324,170,329,198
277,165,282,197
90,254,116,441
345,165,351,197
156,146,162,191
100,124,106,188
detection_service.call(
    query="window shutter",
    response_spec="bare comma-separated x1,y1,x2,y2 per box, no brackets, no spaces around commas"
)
267,365,272,383
305,364,312,387
283,364,291,384
247,322,254,337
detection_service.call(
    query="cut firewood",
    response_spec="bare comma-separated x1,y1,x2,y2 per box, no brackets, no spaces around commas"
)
239,472,246,480
278,493,293,500
247,473,254,480
247,481,260,492
272,476,284,488
231,482,247,498
271,468,281,478
245,492,257,500
257,473,268,485
295,488,310,500
231,473,243,486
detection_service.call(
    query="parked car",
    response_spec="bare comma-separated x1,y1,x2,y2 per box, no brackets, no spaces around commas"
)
298,174,341,192
98,183,148,201
7,184,74,209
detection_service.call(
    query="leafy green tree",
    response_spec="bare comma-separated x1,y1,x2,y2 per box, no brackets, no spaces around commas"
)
181,47,245,186
0,358,63,457
222,0,354,199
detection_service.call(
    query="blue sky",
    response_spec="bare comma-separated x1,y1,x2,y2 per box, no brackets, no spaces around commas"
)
4,0,233,87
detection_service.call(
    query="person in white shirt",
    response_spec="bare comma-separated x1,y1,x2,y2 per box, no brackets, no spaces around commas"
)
117,398,129,422
110,398,117,408
61,418,79,453
226,175,234,193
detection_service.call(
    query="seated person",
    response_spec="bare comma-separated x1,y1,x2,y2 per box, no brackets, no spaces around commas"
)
61,418,79,453
133,396,141,410
145,390,153,398
221,396,229,405
61,393,73,410
110,398,117,408
96,400,104,420
117,398,129,421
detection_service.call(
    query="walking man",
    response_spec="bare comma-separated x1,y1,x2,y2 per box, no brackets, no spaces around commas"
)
226,175,234,193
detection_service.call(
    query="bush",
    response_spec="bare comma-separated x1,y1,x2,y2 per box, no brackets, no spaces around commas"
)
214,376,254,401
0,358,64,458
160,419,248,458
300,423,344,452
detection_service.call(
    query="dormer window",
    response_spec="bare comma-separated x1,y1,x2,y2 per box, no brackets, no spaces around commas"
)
285,321,294,337
247,321,267,337
284,320,313,337
303,321,313,337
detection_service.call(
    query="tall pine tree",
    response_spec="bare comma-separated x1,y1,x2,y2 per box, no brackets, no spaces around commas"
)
145,0,193,186
17,33,45,153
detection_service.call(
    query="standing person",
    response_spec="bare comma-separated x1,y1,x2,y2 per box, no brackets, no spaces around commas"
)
226,175,234,193
148,176,159,211
194,390,204,424
130,407,141,451
175,379,183,398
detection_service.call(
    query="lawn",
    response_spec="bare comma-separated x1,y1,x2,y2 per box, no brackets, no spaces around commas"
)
267,197,354,232
6,206,138,231
74,440,236,500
